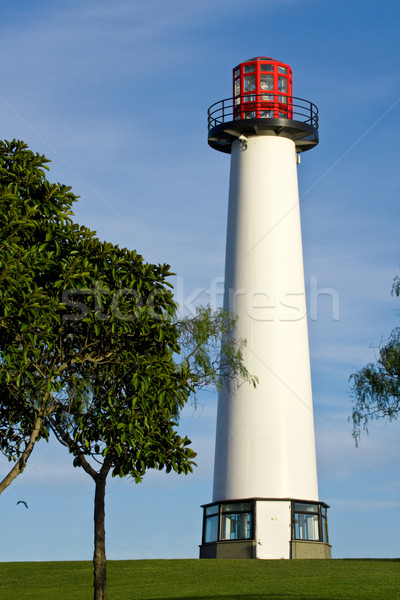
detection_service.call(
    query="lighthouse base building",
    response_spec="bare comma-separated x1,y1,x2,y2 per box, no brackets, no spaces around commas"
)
199,57,331,560
200,499,331,560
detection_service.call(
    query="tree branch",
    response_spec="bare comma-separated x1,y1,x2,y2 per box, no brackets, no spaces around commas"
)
0,413,44,494
49,416,98,480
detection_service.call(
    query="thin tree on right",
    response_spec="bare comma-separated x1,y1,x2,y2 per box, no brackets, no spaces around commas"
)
350,277,400,443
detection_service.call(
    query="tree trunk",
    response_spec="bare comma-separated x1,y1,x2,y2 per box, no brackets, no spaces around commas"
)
93,466,110,600
0,414,43,495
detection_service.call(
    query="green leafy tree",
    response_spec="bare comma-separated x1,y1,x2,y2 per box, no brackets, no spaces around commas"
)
0,140,255,600
349,277,400,442
0,138,91,491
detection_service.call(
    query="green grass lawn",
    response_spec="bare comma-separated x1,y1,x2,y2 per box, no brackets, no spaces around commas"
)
0,559,399,600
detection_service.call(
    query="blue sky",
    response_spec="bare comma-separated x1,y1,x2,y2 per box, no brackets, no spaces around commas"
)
0,0,399,561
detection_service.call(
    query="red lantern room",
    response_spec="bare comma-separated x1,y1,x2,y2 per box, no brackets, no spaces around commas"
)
233,56,293,120
207,56,318,154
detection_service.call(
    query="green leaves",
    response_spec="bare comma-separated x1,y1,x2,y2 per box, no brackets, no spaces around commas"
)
349,277,400,442
176,305,258,394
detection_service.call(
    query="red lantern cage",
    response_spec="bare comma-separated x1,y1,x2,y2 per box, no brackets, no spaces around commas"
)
233,57,293,120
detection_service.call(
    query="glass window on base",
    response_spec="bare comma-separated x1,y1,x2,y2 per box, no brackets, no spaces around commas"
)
203,501,254,544
204,504,219,543
292,502,329,543
321,507,328,543
205,515,219,543
222,513,252,540
294,513,319,541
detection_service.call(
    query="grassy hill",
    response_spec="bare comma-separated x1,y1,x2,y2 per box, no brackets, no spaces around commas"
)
1,558,399,600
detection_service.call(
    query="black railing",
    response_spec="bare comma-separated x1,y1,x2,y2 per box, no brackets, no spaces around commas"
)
208,94,319,130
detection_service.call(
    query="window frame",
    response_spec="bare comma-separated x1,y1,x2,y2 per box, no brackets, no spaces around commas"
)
202,500,255,544
291,501,329,543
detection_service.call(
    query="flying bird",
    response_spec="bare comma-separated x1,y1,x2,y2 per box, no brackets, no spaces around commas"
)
17,500,28,509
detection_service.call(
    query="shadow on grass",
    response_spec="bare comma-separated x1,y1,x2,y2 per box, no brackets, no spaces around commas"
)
140,596,334,600
340,558,400,561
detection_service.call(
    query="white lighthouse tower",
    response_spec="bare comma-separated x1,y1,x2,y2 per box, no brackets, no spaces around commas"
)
200,57,331,560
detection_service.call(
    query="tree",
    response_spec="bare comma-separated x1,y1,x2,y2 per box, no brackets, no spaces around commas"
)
0,138,92,492
349,277,400,443
0,140,255,600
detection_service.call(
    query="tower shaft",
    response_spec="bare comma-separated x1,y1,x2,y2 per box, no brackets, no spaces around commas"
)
213,135,318,503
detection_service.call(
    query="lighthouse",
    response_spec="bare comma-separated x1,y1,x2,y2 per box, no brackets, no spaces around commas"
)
199,57,331,560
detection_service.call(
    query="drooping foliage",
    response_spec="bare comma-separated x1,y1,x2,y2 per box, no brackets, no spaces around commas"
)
350,277,400,442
